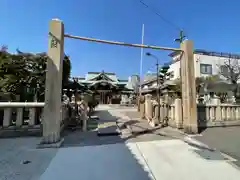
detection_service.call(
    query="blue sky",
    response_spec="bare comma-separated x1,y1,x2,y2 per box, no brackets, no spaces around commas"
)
1,0,240,79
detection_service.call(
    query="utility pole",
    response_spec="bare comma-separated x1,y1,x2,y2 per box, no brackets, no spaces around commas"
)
174,30,186,44
156,60,159,103
139,24,145,97
146,52,160,122
156,61,160,122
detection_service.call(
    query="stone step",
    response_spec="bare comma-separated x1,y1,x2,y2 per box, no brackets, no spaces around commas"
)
90,115,99,120
97,121,121,136
97,131,120,136
126,121,161,135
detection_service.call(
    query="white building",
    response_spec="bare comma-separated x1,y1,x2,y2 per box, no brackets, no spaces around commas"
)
168,49,240,81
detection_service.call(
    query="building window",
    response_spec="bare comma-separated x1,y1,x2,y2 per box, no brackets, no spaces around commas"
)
200,64,212,74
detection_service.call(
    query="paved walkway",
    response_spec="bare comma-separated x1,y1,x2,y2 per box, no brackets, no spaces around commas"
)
194,127,240,167
0,137,57,180
1,105,240,180
40,105,240,180
40,139,240,180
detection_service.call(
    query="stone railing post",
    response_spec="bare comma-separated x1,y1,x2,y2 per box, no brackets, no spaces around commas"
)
3,108,12,128
152,100,159,127
29,108,37,126
214,96,221,121
139,95,145,119
174,98,183,129
159,98,164,123
145,94,153,121
79,100,88,131
16,108,23,127
41,19,64,146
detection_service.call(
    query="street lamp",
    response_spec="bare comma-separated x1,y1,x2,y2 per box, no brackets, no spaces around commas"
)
146,52,160,122
146,52,160,90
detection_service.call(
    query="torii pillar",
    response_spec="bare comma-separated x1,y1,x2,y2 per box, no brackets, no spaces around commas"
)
40,19,64,147
180,40,198,134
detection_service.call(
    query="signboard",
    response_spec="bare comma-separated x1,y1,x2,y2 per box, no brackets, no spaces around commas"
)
50,37,58,48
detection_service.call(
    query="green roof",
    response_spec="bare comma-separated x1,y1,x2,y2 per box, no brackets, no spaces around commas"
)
85,71,118,82
71,71,134,90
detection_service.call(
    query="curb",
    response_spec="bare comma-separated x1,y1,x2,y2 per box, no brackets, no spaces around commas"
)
125,124,162,136
97,131,120,136
183,136,216,152
37,138,64,149
123,112,216,152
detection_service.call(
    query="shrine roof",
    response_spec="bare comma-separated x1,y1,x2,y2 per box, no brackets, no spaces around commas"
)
71,71,134,91
85,71,118,82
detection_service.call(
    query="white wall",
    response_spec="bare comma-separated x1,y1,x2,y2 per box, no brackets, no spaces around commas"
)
169,53,240,81
169,60,181,79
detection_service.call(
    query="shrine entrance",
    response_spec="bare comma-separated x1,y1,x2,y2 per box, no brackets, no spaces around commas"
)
43,17,199,145
97,90,111,104
89,82,121,104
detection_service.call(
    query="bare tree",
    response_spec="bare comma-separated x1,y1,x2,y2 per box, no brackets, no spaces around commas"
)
218,55,240,84
218,54,240,97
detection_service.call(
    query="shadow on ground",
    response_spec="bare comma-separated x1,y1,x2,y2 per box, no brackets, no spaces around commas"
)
195,126,240,166
62,108,235,165
62,110,172,148
53,110,153,180
62,110,124,148
193,149,228,161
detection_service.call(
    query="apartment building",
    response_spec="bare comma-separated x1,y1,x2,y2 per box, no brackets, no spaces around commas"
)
168,49,240,80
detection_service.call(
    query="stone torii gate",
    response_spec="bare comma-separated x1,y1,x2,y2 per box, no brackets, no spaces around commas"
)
41,18,198,145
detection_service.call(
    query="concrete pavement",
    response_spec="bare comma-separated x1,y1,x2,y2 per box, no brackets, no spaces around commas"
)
194,127,240,167
39,139,240,180
1,105,240,180
0,137,57,180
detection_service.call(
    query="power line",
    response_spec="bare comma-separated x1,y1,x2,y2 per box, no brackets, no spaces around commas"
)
137,0,188,41
138,0,181,31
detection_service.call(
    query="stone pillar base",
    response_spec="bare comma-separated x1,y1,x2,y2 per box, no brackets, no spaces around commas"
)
37,132,64,148
168,120,176,128
183,125,198,134
38,138,64,148
82,119,87,131
149,119,156,127
176,123,183,129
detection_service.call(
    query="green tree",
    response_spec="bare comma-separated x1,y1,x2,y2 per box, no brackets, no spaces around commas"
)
172,75,221,95
62,55,71,87
0,47,72,101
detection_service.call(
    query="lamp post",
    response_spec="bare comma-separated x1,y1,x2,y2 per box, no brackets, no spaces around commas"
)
146,52,160,122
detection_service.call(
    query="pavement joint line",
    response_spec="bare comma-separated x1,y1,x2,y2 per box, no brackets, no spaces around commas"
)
122,111,219,153
218,151,240,170
220,152,238,162
135,142,157,180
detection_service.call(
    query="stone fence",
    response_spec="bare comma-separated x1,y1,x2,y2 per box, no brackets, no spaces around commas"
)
139,94,240,129
0,102,45,137
197,104,240,127
0,100,89,138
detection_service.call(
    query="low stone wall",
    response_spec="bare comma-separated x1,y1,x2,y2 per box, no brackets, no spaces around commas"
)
0,102,72,138
0,102,44,137
197,104,240,127
142,93,240,130
140,94,182,128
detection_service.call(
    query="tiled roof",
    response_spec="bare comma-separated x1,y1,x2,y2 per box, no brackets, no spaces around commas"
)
85,72,118,82
118,79,128,82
